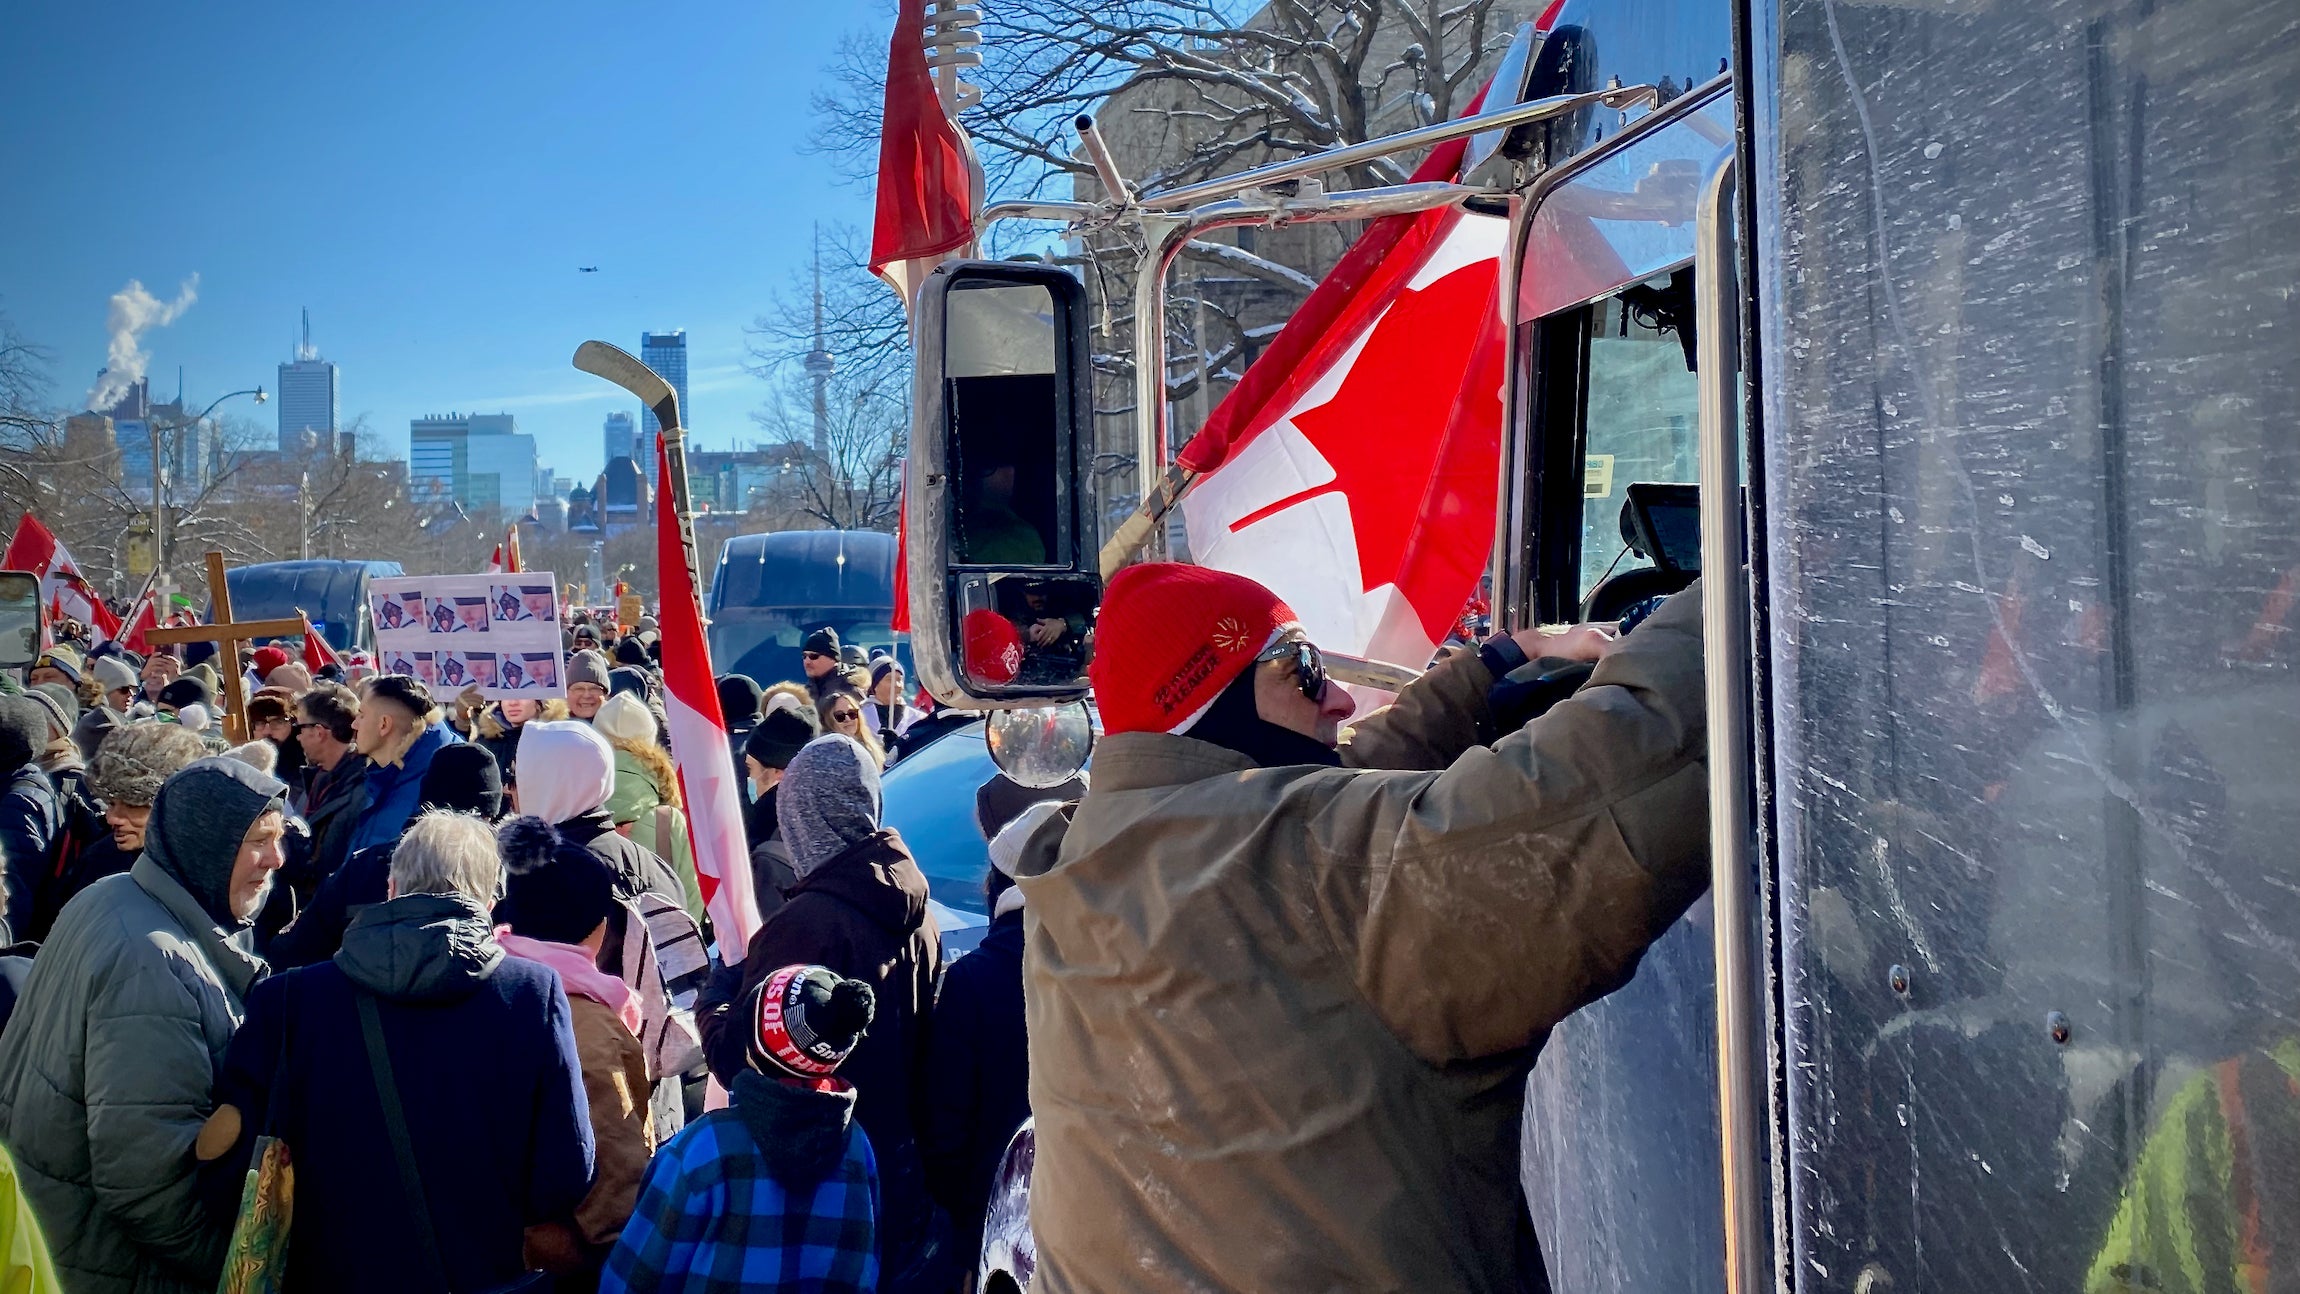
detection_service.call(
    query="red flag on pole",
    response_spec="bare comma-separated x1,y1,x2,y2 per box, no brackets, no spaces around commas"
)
655,435,760,964
300,611,341,674
890,471,911,633
868,0,975,306
4,513,122,642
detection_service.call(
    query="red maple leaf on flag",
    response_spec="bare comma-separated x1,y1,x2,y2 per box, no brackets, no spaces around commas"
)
1226,256,1505,641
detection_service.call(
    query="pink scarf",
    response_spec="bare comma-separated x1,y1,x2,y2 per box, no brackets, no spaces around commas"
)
498,931,643,1035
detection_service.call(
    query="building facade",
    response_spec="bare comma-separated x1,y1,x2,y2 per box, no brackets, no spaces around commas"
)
602,410,637,469
277,310,340,451
638,330,687,490
409,411,538,515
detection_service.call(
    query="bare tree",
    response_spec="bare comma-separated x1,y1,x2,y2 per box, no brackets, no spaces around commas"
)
749,367,905,533
800,0,1533,518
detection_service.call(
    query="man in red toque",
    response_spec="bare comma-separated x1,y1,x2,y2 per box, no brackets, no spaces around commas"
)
1015,561,1709,1293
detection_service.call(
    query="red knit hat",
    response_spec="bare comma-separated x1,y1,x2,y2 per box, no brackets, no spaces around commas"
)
962,609,1023,685
1089,562,1299,735
251,646,291,678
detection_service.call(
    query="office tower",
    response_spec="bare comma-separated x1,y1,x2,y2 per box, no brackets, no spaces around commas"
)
639,330,687,489
408,412,538,514
277,309,340,452
602,410,636,467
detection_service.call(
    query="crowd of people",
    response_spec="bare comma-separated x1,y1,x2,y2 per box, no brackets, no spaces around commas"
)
0,611,1052,1293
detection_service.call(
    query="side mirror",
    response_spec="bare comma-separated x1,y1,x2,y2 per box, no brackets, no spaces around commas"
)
0,572,42,671
907,261,1100,710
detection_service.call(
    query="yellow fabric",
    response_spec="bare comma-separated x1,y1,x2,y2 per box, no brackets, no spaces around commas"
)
0,1147,62,1294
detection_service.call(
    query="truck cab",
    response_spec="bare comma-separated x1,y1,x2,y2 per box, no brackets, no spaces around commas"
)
915,0,2300,1284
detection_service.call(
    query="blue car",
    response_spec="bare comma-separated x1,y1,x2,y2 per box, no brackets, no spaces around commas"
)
878,720,999,958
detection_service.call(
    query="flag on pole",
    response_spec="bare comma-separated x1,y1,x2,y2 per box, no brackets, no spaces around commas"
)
1173,86,1513,680
3,514,122,643
654,434,760,964
890,470,911,633
300,611,341,674
483,524,523,575
117,574,163,656
868,0,975,307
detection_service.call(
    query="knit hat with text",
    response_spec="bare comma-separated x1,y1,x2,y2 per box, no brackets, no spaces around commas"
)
1088,562,1299,735
749,963,875,1080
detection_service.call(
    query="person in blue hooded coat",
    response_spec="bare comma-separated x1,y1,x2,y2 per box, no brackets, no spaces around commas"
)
199,809,593,1294
343,675,460,856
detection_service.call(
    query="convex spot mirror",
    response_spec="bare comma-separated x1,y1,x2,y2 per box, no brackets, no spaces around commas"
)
0,572,43,671
908,262,1100,710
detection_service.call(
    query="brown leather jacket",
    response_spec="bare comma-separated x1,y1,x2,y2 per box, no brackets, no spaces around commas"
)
1016,585,1711,1293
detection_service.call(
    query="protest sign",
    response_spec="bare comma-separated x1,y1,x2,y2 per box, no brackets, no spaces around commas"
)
368,573,564,700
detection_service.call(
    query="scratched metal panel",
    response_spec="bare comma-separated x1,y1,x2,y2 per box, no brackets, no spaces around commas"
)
1752,0,2300,1288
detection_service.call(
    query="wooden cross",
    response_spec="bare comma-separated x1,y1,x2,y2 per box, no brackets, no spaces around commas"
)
143,551,306,745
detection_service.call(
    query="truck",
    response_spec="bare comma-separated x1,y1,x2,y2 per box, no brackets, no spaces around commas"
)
216,559,404,653
705,529,909,687
900,0,2300,1289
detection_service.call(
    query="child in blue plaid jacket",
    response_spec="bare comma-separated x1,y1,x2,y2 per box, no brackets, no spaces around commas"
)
603,964,881,1293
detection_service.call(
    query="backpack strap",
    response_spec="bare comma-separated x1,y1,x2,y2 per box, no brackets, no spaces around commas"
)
356,990,457,1294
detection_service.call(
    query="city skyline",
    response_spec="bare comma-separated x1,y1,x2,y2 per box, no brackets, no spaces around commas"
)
0,3,874,484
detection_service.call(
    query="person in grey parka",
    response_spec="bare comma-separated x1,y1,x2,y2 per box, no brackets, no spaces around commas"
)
0,756,289,1294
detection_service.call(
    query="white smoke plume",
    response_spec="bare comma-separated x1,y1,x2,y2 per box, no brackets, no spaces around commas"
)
85,274,200,411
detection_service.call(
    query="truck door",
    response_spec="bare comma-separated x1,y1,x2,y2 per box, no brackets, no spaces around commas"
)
1500,78,1747,1294
1751,0,2300,1287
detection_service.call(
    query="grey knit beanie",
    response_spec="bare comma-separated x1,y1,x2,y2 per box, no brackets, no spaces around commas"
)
567,649,611,690
775,734,883,878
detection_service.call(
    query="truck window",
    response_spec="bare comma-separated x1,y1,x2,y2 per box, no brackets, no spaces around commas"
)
1576,270,1700,600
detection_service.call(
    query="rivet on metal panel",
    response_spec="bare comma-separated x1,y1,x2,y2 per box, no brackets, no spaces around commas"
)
1888,964,1912,995
2047,1011,2072,1045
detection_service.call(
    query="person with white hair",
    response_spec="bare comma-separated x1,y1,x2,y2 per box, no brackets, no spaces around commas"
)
196,811,593,1294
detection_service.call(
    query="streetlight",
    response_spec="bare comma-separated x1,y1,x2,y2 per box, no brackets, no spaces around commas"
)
152,385,266,603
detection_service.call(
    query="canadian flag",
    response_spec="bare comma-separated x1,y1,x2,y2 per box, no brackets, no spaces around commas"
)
483,524,523,575
300,610,342,674
1176,99,1509,678
654,434,760,964
3,514,122,643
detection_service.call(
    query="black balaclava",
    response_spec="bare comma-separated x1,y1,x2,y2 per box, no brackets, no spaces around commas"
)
144,756,288,927
1182,666,1342,770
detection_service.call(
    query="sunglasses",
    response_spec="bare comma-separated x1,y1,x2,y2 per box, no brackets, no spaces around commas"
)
1257,636,1328,702
803,651,830,661
830,708,861,723
290,721,323,734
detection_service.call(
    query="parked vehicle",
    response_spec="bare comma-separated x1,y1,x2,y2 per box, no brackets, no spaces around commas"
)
877,718,997,959
216,559,404,653
707,530,909,685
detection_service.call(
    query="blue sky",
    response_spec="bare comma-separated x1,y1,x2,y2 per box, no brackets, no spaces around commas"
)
0,1,885,482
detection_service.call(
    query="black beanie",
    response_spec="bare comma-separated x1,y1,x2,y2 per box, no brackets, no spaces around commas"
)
494,816,618,945
975,771,1088,839
0,697,47,772
614,637,650,668
745,701,820,770
717,675,764,724
421,742,504,819
802,627,840,658
159,676,215,713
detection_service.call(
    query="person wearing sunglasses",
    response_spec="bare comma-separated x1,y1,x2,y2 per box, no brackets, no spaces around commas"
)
799,628,843,702
815,688,885,772
1013,561,1709,1294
